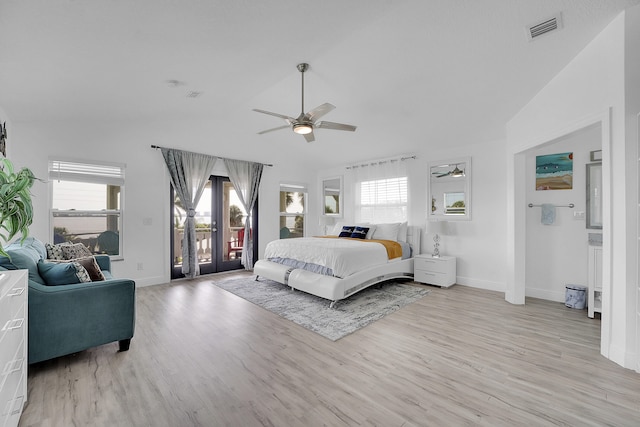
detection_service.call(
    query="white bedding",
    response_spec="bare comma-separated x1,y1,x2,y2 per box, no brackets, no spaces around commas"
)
264,237,398,279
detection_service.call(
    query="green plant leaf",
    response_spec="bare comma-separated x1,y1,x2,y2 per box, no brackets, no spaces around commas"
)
0,159,36,252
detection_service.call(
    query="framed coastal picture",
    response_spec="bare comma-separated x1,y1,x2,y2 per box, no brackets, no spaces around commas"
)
536,152,573,190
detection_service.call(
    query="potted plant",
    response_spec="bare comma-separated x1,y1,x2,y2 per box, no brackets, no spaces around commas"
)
0,158,36,258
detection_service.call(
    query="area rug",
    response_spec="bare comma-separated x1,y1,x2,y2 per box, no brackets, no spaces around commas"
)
212,276,429,341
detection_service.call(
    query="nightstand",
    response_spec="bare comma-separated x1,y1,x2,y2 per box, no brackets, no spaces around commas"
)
414,254,456,288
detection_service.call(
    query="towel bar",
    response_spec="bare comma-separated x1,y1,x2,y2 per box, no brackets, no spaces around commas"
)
528,203,574,208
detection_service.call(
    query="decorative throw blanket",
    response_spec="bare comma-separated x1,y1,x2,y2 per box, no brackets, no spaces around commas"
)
264,237,402,278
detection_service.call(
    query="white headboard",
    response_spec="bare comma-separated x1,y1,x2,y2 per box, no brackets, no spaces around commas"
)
407,225,421,257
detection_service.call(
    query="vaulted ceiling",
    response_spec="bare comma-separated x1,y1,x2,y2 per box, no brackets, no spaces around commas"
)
1,0,638,167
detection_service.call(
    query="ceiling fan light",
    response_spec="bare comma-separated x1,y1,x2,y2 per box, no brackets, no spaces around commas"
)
452,170,465,177
293,124,313,135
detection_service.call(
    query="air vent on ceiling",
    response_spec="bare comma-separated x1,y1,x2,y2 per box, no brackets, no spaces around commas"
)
526,13,563,41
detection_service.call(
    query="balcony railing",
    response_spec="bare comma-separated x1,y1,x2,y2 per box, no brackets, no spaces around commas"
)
173,227,244,267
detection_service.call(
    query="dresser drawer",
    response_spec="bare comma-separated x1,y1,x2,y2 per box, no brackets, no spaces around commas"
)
0,284,26,329
0,303,26,370
1,366,25,426
0,340,25,406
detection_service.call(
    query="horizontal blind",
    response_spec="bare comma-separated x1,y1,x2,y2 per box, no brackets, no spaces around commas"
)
49,159,125,186
357,176,408,223
279,183,307,193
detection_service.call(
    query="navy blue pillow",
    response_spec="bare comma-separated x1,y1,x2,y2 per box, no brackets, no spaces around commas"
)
338,226,355,237
350,226,370,239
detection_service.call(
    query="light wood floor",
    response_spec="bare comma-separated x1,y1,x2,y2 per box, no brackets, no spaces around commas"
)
19,272,640,426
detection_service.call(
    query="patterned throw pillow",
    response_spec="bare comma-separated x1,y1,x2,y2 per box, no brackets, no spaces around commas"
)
45,242,72,260
61,243,93,260
338,226,355,238
70,256,105,281
350,226,370,239
71,262,93,282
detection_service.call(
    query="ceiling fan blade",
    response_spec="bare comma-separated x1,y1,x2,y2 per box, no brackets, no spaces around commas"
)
252,108,295,123
316,121,357,132
303,131,315,143
305,103,335,121
257,125,290,135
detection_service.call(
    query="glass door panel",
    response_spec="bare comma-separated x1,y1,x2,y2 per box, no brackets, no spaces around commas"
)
171,176,256,279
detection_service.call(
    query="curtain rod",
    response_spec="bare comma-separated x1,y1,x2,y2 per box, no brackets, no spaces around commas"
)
150,145,273,167
528,203,575,208
345,155,417,170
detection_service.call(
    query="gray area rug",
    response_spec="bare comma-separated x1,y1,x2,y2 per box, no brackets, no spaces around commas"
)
212,276,429,341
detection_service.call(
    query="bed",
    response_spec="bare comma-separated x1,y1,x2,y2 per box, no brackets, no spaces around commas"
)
254,223,421,307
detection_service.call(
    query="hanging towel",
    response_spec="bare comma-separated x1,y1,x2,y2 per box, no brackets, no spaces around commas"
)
541,203,556,225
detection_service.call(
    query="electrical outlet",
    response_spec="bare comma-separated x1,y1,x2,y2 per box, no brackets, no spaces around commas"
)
137,262,144,271
574,211,585,220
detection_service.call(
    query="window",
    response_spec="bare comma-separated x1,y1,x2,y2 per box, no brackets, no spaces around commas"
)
356,176,408,223
49,159,125,257
279,183,306,239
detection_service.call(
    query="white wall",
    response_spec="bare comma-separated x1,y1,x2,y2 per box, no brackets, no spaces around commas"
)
524,124,601,302
9,117,315,286
315,138,508,292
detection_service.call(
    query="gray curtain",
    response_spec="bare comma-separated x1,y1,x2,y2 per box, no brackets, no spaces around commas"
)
161,148,217,278
224,159,263,269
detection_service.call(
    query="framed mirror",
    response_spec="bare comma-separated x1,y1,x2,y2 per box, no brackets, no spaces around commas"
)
586,162,602,229
428,157,471,221
322,176,342,218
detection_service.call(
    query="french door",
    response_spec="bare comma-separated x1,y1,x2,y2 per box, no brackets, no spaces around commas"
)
170,175,258,279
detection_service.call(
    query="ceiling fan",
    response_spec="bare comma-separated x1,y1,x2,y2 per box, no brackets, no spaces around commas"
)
432,164,465,178
252,63,357,143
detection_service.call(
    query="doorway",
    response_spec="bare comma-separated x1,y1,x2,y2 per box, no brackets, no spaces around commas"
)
170,175,258,279
507,110,610,355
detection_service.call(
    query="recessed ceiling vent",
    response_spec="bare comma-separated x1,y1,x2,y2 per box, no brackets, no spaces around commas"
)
527,13,563,41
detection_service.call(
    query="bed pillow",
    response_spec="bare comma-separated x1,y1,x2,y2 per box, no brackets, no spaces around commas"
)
350,226,370,239
397,221,408,242
338,226,356,238
330,221,346,236
373,222,401,241
356,224,376,239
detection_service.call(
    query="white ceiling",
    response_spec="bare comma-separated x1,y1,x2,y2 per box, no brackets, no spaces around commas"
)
1,0,638,168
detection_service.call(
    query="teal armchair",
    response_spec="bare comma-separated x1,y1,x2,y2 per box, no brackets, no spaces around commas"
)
0,237,135,364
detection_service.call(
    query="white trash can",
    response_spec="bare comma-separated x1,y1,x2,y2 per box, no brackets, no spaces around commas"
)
565,285,587,309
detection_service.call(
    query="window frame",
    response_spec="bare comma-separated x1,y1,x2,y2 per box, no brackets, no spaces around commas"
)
48,158,125,259
279,182,307,238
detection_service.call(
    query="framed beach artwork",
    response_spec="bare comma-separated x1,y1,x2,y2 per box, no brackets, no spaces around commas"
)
536,152,573,190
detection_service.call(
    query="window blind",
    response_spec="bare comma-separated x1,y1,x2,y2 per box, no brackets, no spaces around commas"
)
49,159,125,186
357,176,408,223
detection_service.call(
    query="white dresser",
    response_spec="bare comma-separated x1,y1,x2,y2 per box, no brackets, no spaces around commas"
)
0,270,28,427
414,254,456,288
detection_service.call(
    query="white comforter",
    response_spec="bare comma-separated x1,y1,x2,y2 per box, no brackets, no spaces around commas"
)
264,237,394,278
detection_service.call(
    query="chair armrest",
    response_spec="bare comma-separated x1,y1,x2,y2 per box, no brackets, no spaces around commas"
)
28,278,135,364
